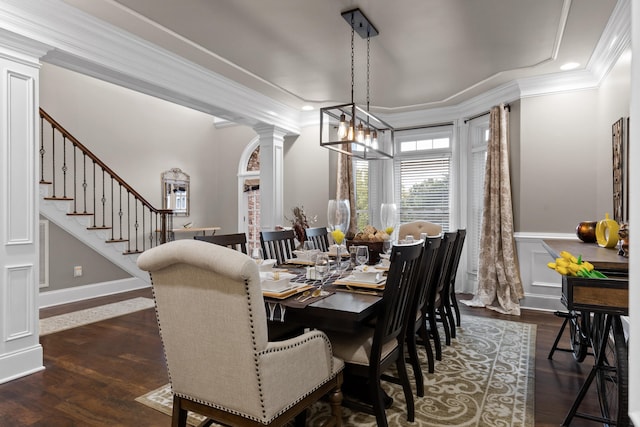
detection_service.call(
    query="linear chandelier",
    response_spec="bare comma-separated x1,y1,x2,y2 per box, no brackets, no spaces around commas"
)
320,8,394,160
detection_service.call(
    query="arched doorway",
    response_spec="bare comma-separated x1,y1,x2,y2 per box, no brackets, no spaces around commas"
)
238,137,260,251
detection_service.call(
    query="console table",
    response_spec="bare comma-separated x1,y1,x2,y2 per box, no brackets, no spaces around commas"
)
157,227,221,241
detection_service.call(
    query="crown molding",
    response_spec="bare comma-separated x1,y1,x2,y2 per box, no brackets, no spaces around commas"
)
0,0,301,135
0,0,629,134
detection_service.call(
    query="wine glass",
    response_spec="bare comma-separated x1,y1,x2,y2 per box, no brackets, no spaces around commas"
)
380,203,397,238
303,241,316,251
355,245,369,267
251,247,264,265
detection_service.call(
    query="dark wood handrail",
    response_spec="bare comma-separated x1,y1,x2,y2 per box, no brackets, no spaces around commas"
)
39,108,173,247
39,108,164,214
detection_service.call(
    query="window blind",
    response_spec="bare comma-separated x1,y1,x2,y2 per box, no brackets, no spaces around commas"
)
353,159,370,229
394,155,451,231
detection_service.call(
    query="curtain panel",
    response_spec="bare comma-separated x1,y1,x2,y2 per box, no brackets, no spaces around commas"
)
463,104,524,315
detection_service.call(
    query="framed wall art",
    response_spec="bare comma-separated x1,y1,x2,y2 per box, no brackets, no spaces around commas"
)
612,117,625,223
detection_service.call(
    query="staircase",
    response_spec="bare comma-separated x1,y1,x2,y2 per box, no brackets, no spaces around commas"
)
38,109,172,286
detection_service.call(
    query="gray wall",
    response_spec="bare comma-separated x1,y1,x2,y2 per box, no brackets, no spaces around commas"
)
283,128,331,227
517,51,630,232
42,218,130,291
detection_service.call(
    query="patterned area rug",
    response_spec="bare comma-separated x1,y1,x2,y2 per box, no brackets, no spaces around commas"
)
136,315,536,426
40,297,155,335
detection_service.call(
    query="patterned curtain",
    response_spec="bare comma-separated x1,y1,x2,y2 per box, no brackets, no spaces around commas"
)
462,104,524,315
336,144,357,237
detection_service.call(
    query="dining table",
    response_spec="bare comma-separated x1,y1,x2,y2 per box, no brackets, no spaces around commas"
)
262,263,384,334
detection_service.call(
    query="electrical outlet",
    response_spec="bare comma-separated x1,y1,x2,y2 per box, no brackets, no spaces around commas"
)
74,266,82,277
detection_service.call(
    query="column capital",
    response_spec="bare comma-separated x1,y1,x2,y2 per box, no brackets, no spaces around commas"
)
253,124,288,142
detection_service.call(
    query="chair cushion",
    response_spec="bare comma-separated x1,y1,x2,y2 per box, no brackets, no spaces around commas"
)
327,329,398,366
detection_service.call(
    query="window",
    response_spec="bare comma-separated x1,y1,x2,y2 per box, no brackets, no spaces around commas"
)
394,127,453,231
468,122,490,274
353,159,369,229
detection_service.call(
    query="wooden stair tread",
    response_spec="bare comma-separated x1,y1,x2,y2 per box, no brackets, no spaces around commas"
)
123,250,143,255
44,197,73,201
106,239,128,243
67,213,94,216
87,226,112,230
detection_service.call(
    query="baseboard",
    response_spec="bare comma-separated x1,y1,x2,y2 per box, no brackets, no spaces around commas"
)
38,277,150,309
0,345,44,385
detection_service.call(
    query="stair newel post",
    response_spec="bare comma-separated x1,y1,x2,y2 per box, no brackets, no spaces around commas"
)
158,210,173,244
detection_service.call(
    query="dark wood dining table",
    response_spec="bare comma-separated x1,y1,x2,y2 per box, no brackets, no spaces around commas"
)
264,266,383,334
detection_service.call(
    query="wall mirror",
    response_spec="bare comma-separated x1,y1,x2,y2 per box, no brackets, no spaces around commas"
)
162,168,190,216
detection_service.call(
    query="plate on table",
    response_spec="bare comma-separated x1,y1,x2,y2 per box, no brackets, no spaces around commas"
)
334,275,386,290
260,271,296,288
292,249,320,262
262,284,313,300
258,259,278,271
285,258,316,266
351,265,384,282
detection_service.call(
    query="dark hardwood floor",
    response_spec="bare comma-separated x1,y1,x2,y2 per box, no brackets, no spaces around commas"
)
0,289,605,426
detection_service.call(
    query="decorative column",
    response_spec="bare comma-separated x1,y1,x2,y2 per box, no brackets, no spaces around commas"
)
0,37,49,383
254,124,287,231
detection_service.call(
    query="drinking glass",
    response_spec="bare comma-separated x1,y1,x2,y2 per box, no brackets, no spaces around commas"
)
315,253,330,281
303,241,316,251
355,245,369,267
382,239,392,256
349,245,358,268
251,247,264,265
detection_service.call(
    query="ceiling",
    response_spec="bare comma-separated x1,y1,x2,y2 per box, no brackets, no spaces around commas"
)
62,0,619,114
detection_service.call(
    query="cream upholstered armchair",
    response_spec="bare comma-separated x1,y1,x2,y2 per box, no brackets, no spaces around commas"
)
137,240,344,426
398,220,442,240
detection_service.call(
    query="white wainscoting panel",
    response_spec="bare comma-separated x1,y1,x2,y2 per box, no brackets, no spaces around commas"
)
515,233,573,312
4,265,35,341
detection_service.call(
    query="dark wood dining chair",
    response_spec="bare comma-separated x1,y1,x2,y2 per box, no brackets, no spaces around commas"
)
304,226,330,252
406,236,441,395
425,232,458,361
260,229,296,265
327,241,424,427
446,228,467,330
194,232,248,254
